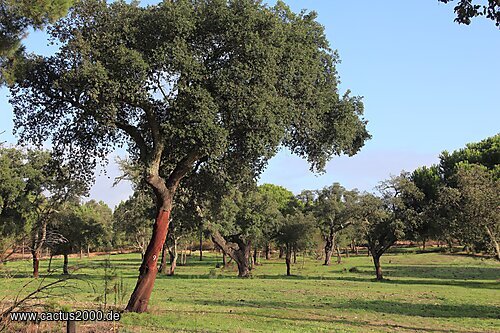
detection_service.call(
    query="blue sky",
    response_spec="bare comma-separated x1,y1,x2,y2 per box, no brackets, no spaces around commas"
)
1,0,498,208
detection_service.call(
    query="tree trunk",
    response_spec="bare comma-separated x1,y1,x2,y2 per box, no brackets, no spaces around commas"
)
79,248,83,259
265,243,270,260
253,248,258,266
63,253,69,275
345,247,349,258
32,249,40,278
126,206,171,312
279,247,284,259
31,219,47,278
210,231,251,278
222,252,227,267
236,246,251,277
160,241,169,274
87,244,90,257
373,255,382,280
293,249,297,264
323,232,335,266
336,245,342,264
47,254,53,272
285,246,291,276
167,238,178,276
422,239,426,251
199,232,203,261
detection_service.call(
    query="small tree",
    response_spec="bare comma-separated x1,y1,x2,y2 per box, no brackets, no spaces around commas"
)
356,192,404,281
113,191,155,259
52,200,110,274
210,186,282,277
256,184,295,260
275,211,315,276
314,184,357,265
454,164,499,259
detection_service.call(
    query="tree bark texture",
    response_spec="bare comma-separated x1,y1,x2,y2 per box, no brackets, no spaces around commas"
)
167,237,179,276
32,250,41,278
63,253,69,275
285,246,291,276
323,230,336,266
126,208,171,312
373,255,383,280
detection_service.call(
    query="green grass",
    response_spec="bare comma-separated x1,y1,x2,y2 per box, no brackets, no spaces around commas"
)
1,251,499,332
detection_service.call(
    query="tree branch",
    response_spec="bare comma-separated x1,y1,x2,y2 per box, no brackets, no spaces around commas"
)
114,121,148,161
166,150,201,190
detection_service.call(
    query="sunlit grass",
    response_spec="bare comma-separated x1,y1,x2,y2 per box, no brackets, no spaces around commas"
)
1,250,499,332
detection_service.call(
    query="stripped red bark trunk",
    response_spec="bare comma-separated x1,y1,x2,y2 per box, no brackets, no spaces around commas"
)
126,208,171,312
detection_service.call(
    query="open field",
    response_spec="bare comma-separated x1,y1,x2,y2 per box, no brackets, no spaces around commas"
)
1,251,499,332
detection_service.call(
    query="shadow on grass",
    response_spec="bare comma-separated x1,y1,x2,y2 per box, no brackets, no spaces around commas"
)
352,265,500,281
333,275,500,290
191,298,500,320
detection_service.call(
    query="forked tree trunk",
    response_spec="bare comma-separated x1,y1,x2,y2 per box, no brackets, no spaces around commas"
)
167,238,179,276
323,231,336,266
63,253,69,275
126,205,172,312
373,254,382,280
210,231,251,277
285,246,291,276
31,219,47,278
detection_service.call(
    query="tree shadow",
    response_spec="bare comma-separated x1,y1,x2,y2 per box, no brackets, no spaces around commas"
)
334,275,500,289
190,298,500,319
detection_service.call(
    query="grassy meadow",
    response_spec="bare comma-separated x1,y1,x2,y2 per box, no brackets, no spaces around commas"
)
0,250,499,332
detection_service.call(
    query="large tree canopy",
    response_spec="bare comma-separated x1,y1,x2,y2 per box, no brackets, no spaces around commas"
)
10,0,370,312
